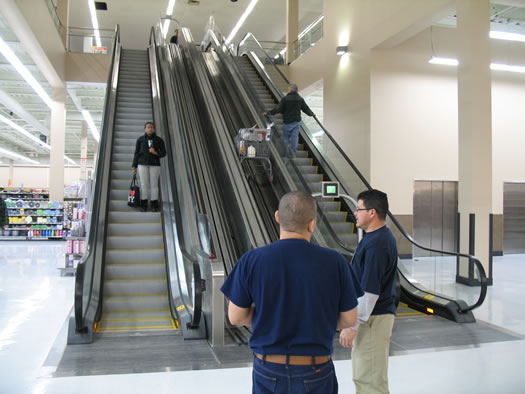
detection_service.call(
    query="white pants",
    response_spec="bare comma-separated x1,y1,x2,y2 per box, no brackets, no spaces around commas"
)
137,165,160,201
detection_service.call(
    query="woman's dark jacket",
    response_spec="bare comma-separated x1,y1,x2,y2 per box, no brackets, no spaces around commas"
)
132,133,166,168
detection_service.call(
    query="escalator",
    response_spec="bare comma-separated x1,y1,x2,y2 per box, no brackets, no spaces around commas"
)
195,30,487,324
68,27,207,344
97,49,174,335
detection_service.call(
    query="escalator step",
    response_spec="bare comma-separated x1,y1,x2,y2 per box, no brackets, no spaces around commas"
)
107,235,163,250
108,210,160,224
102,295,169,313
107,222,162,236
105,248,164,264
104,279,167,297
105,263,166,280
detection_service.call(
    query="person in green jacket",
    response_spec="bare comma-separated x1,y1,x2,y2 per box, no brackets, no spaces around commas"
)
264,83,314,158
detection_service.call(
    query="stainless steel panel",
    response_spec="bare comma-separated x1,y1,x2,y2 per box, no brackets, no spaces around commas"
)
504,182,525,254
431,181,444,256
413,180,458,257
443,181,458,253
413,181,432,257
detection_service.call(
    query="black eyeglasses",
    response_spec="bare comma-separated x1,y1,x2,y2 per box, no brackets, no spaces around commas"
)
354,208,373,212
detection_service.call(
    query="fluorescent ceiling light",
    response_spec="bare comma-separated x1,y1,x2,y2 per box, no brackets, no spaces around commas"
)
490,30,525,43
166,0,176,15
0,114,77,164
0,114,50,149
226,0,258,45
0,37,53,108
0,146,39,165
82,110,100,142
429,57,525,74
429,57,458,66
88,0,102,47
491,63,525,73
162,0,176,38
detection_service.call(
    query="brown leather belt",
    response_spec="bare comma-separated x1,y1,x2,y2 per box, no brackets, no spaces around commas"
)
255,353,331,366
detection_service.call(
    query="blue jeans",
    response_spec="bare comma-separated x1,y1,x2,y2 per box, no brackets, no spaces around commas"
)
282,122,300,155
252,355,338,393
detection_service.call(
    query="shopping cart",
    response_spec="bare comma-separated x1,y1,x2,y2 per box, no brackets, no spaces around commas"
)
235,127,272,180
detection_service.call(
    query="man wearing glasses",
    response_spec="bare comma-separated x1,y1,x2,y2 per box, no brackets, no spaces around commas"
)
339,189,398,394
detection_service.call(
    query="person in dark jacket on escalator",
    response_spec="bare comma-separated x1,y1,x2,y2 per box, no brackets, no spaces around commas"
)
263,83,314,158
131,122,166,212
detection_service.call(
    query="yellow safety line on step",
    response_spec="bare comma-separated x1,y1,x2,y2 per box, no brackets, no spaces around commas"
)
105,293,167,298
100,317,171,323
103,309,167,314
97,325,174,331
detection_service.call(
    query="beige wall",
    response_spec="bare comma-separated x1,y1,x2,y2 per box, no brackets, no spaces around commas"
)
66,53,111,83
289,0,456,180
370,26,525,215
0,166,94,189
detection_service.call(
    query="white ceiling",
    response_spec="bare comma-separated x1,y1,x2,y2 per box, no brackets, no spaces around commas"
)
68,0,324,49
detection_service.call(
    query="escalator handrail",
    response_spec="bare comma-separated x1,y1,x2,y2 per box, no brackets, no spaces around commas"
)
149,26,203,329
74,24,121,330
236,33,487,313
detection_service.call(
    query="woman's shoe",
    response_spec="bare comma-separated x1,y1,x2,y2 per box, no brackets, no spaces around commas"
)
150,200,159,212
140,200,148,212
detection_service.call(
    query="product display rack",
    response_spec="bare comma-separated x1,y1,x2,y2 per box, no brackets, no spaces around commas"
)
60,200,87,275
1,188,65,240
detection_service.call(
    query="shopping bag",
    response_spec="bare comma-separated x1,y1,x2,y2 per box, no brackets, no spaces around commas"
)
128,175,140,207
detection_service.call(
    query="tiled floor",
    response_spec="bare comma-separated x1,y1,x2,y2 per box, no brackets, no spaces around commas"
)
0,241,524,393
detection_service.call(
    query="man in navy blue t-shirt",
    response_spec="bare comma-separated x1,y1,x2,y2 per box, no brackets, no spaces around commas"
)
221,191,361,393
339,189,398,394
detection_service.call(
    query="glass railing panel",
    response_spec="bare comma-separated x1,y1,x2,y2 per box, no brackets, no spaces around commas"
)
68,27,115,54
399,255,485,305
293,16,324,59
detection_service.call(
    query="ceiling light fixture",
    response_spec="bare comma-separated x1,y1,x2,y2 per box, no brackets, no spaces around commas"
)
226,0,258,45
491,62,525,73
429,56,458,66
82,110,100,142
490,30,525,43
0,146,39,165
429,57,525,73
88,0,102,47
0,114,76,164
162,0,177,38
0,113,50,149
0,37,53,108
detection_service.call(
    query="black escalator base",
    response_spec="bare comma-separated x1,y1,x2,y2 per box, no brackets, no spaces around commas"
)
401,290,476,323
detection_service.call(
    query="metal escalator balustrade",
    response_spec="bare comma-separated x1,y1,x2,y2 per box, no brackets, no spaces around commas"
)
232,32,487,322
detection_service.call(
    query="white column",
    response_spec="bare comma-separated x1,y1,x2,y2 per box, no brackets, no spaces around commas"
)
457,0,492,281
8,159,14,187
49,87,66,202
80,120,88,180
286,0,299,64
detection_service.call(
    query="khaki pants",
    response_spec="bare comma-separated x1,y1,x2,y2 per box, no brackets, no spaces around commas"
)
352,314,395,394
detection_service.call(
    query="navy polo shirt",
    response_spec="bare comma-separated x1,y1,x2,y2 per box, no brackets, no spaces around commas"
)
351,225,398,315
221,238,361,356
